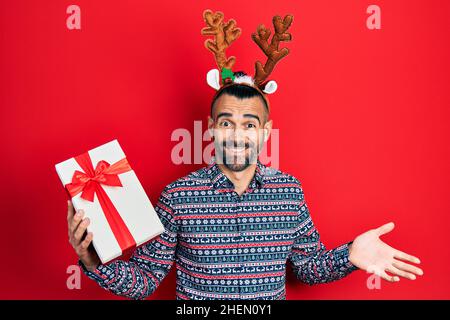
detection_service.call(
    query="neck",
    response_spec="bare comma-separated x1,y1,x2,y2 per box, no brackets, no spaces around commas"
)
217,162,257,196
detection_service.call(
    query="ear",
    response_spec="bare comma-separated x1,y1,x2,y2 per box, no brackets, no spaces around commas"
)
263,119,273,142
207,115,215,138
262,80,277,94
207,115,214,129
206,69,221,90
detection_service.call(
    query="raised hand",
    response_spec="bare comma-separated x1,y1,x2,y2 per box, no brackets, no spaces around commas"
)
349,222,423,282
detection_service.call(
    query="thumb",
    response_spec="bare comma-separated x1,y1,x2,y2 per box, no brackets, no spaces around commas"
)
376,222,395,236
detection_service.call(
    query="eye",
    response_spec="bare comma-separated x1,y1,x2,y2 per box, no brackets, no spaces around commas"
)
246,123,257,129
220,120,232,128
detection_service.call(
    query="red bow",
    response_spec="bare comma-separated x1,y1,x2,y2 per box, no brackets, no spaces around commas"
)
66,158,131,201
65,152,135,254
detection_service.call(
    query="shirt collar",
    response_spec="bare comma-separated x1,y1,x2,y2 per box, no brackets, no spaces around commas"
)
206,157,266,190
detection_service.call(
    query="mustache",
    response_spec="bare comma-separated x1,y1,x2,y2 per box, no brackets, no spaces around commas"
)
221,140,254,148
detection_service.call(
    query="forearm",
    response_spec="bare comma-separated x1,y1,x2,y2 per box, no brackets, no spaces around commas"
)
291,242,358,285
77,184,178,299
79,258,161,300
79,237,176,300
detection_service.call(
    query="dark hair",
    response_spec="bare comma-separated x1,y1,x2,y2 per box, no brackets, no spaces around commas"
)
210,71,269,117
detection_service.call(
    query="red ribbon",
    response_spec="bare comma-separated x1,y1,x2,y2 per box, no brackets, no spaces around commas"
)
65,152,136,253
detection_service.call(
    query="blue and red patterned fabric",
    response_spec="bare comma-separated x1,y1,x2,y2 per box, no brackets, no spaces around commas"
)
79,159,358,299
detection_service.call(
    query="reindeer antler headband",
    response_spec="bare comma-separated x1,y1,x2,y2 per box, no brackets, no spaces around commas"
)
201,9,294,102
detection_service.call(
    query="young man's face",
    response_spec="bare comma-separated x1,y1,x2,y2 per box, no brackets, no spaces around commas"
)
208,93,273,172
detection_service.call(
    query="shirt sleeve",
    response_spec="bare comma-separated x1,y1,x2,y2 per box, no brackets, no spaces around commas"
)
288,182,358,285
78,185,178,300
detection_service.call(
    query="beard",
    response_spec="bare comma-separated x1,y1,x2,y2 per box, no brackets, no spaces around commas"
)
215,139,260,172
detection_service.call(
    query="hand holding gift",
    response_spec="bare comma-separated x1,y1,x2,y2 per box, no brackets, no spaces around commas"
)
67,200,100,272
56,140,165,265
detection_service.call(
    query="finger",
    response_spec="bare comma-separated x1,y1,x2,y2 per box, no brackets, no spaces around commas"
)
73,217,90,245
386,265,416,280
79,232,93,250
375,222,395,236
69,209,85,235
367,267,399,283
394,250,421,264
67,200,74,221
379,270,400,283
393,259,424,276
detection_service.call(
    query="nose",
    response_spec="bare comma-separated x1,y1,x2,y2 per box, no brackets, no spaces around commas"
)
231,128,246,140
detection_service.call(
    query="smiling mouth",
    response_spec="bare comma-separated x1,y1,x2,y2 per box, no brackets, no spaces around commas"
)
224,146,247,153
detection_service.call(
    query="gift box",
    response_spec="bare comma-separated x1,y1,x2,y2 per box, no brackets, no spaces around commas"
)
55,139,165,264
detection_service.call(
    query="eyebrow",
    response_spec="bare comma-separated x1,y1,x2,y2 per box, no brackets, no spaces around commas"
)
216,112,261,124
216,112,233,121
243,114,261,124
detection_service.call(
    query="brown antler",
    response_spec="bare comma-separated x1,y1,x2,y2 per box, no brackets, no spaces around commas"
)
251,14,294,87
201,9,241,72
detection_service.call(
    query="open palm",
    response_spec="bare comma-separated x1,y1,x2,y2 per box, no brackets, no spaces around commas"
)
349,222,424,282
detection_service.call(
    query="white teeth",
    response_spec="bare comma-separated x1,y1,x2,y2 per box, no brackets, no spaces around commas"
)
226,147,246,152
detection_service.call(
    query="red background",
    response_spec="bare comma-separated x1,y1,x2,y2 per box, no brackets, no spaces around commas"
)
1,0,449,299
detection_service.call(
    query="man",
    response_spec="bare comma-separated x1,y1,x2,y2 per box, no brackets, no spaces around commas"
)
67,81,423,300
